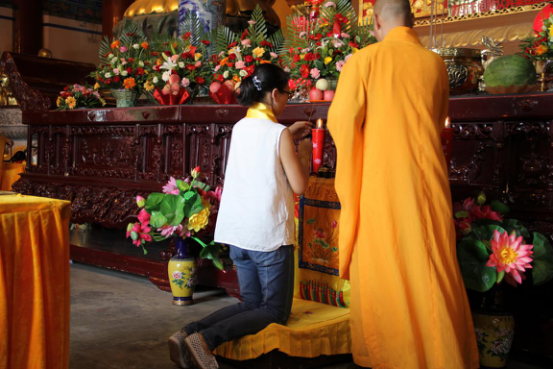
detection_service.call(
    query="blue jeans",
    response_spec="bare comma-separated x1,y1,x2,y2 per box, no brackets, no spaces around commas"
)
183,244,295,351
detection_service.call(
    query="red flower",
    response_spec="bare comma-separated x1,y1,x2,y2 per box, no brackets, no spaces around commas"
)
216,74,224,83
105,78,112,84
113,76,120,83
164,51,171,56
240,30,248,40
471,205,503,222
126,67,133,74
334,13,348,24
63,86,69,91
245,65,255,76
229,53,237,61
150,51,159,56
349,41,359,48
128,58,135,62
227,41,237,49
171,70,178,74
201,40,210,45
136,68,144,75
186,64,196,71
183,32,192,40
153,65,160,71
293,55,300,62
260,40,273,48
300,64,309,79
125,32,135,36
227,62,234,68
195,76,205,84
245,55,254,63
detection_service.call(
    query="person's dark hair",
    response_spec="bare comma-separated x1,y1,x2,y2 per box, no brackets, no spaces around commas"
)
236,64,289,106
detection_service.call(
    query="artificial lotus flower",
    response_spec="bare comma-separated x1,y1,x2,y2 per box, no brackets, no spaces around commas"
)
162,177,180,195
486,230,533,285
136,195,146,207
471,205,503,221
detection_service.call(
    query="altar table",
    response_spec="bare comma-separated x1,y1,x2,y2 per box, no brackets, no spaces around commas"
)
0,194,71,369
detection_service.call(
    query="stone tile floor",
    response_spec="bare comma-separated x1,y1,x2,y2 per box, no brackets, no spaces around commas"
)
69,263,550,369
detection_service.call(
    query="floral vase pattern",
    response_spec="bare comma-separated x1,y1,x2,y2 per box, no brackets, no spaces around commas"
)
168,237,197,306
110,89,139,108
473,312,515,368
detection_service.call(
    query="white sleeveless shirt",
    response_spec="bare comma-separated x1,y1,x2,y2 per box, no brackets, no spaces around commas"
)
214,117,295,252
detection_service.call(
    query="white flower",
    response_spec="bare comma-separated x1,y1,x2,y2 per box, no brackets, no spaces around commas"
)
152,76,159,84
104,72,112,78
138,61,144,67
162,71,171,82
121,70,128,77
113,68,120,75
324,1,336,7
107,53,114,59
223,71,229,79
133,44,139,49
111,57,118,65
160,58,177,71
181,78,190,87
332,39,343,48
178,62,185,68
284,66,290,72
239,69,248,77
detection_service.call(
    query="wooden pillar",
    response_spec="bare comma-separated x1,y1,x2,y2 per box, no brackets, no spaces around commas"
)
13,0,42,55
103,0,135,38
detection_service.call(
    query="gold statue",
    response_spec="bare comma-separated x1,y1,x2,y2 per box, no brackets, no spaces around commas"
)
0,74,18,106
38,48,53,58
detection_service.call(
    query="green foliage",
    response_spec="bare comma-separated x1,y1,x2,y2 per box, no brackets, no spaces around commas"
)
457,235,497,292
532,232,553,285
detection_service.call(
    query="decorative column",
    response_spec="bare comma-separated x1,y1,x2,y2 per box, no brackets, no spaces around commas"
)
103,0,135,38
13,0,42,55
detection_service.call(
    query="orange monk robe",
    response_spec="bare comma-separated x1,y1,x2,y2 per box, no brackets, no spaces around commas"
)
327,27,479,369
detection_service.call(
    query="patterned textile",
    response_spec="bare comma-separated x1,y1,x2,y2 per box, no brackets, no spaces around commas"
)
43,0,103,24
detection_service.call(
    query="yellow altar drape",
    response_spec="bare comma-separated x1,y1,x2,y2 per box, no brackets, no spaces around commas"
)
0,194,71,369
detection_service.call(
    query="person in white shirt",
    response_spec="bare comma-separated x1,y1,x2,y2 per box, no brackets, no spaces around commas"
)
168,64,313,369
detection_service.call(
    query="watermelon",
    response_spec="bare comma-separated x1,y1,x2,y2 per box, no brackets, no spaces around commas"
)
484,55,537,89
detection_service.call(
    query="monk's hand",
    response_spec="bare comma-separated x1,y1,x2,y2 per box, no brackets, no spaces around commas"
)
289,121,313,140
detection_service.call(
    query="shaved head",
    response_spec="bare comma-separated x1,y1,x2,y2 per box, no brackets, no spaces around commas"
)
373,0,413,41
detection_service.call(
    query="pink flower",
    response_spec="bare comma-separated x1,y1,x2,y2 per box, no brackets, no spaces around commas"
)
331,220,338,229
171,54,179,62
113,68,120,75
324,1,336,7
241,39,251,47
235,60,246,69
120,58,127,65
270,52,278,59
247,20,256,25
345,54,353,62
181,78,190,87
486,230,533,285
332,39,343,48
310,68,321,79
214,65,221,72
314,228,326,239
126,222,152,247
162,177,180,195
137,208,150,226
157,224,183,237
299,32,307,39
136,195,145,207
336,60,346,71
172,271,182,279
195,61,202,67
120,46,128,52
471,205,503,221
340,32,350,38
454,197,475,214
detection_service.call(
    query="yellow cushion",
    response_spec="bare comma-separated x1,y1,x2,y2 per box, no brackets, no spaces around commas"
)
213,298,351,360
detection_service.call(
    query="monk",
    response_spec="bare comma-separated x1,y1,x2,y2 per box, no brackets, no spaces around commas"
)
327,0,479,368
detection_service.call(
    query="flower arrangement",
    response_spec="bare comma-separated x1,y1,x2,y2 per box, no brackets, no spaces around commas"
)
282,0,376,101
56,84,106,110
144,14,213,105
208,5,284,104
126,167,224,269
520,14,553,61
91,25,150,94
454,193,553,292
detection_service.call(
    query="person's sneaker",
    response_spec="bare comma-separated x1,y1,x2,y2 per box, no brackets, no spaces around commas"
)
168,330,193,368
184,332,219,369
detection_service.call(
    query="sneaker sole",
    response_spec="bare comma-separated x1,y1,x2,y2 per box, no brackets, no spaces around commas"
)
184,336,217,369
168,336,191,368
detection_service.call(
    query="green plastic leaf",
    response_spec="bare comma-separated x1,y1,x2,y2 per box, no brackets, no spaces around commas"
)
198,240,224,270
496,270,505,284
145,193,165,211
150,210,168,228
491,200,510,215
160,195,185,226
472,224,506,243
130,231,138,241
502,219,530,239
189,195,204,216
455,211,469,219
177,180,190,192
457,239,496,292
532,232,553,285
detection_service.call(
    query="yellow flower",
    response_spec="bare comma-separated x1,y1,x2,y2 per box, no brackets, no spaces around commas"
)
66,96,76,109
536,44,548,56
352,48,359,54
233,74,241,83
94,82,100,90
549,24,553,37
194,53,203,61
99,98,106,106
144,81,155,91
300,54,306,60
324,56,332,65
56,96,63,107
188,208,210,232
252,47,265,58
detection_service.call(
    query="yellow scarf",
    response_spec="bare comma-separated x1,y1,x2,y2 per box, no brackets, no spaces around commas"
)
245,102,278,123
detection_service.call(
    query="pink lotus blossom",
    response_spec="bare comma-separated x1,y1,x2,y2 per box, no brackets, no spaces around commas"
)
241,39,251,47
137,208,150,226
345,54,353,62
486,230,533,285
181,78,190,87
336,60,346,71
120,46,128,52
127,222,152,247
310,68,321,79
157,224,183,237
162,177,180,195
235,61,246,69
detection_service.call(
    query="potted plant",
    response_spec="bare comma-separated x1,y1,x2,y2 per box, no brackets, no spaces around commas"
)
56,84,106,110
91,27,150,107
209,5,284,104
454,193,553,368
126,167,223,305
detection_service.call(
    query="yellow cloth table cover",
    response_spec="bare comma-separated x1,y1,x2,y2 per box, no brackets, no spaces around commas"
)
0,194,71,369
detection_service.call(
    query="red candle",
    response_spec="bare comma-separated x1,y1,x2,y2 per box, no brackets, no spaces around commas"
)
312,118,325,174
441,117,453,171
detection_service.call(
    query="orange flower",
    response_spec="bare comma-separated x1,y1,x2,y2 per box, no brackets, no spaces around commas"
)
536,44,548,56
111,40,120,49
232,75,240,83
123,77,136,90
219,57,229,66
141,42,149,49
260,60,272,64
